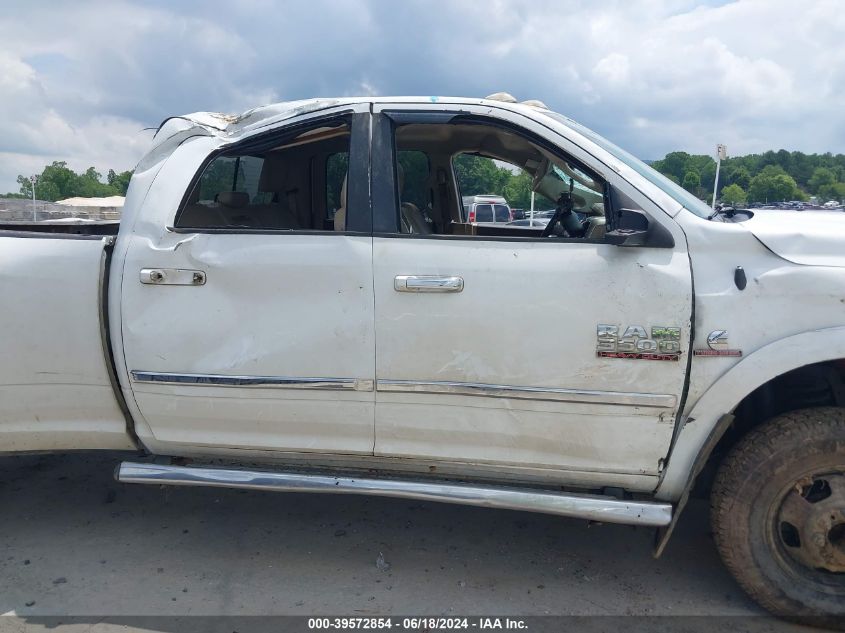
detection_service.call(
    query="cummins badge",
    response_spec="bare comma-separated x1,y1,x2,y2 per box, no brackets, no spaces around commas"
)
693,330,743,357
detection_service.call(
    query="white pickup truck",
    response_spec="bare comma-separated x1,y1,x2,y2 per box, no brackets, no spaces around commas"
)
3,95,843,621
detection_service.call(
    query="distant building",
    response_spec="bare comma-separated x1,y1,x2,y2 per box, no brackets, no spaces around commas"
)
0,196,123,222
56,195,125,208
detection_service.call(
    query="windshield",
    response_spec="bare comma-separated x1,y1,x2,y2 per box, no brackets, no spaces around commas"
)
544,112,713,219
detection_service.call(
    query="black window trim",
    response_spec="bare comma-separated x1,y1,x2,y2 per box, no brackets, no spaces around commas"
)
370,110,613,244
170,110,372,235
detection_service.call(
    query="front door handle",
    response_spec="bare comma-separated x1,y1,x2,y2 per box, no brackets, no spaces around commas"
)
394,275,464,293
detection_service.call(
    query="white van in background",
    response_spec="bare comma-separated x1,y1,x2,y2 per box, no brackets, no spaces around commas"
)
462,194,512,224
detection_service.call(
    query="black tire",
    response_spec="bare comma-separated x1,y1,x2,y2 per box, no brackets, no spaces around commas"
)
711,407,845,625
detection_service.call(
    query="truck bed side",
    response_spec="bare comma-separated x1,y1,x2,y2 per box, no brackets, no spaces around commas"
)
0,232,136,452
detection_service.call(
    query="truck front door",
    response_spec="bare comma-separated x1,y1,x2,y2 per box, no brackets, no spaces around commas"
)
369,105,692,490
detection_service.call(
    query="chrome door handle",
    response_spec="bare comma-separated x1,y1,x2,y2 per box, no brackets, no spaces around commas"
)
140,268,206,286
394,275,464,293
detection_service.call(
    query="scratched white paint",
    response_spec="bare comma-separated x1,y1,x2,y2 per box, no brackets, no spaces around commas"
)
0,236,133,450
371,235,691,481
1,96,843,504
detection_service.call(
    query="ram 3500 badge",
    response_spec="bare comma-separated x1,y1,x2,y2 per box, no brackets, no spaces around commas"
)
596,324,682,361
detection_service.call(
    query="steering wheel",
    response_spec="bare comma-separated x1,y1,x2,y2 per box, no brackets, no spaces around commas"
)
542,189,587,238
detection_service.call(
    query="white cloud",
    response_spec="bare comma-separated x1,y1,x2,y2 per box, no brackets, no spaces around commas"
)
594,54,631,86
0,0,843,191
0,47,152,190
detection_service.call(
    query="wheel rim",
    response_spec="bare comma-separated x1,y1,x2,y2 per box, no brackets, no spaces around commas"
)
773,471,845,577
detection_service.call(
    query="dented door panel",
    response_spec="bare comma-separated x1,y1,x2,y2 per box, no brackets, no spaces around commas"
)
372,237,691,478
121,232,376,454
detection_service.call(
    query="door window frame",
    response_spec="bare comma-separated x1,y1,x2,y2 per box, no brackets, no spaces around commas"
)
170,111,372,235
371,111,613,243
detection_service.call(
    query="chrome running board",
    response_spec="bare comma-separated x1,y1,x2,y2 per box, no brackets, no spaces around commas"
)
116,462,672,527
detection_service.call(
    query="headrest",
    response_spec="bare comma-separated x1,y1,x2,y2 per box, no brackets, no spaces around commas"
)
589,202,605,217
340,173,347,207
218,191,249,208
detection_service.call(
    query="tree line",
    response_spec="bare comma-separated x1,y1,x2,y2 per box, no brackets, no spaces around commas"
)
415,149,845,211
7,149,845,209
650,149,845,206
3,161,133,201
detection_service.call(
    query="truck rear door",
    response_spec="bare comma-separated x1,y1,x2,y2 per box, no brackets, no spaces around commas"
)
119,106,376,456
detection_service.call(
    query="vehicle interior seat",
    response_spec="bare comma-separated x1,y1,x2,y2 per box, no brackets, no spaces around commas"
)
401,206,430,233
214,191,260,227
397,163,432,234
178,185,226,228
252,157,303,229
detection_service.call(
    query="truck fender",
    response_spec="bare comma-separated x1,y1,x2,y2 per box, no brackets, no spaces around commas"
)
652,326,845,556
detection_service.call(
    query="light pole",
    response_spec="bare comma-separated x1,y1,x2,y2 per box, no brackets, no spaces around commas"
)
29,174,39,221
712,144,726,210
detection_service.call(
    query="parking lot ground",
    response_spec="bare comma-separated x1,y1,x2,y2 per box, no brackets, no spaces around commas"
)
0,452,819,632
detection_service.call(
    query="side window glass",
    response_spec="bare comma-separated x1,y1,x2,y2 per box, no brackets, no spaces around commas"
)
237,156,267,203
326,152,349,221
394,150,433,234
453,153,554,225
177,121,351,231
397,150,430,212
196,156,267,204
196,157,236,202
393,121,607,240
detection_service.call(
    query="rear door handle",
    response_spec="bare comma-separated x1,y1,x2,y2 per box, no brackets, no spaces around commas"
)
140,268,206,286
394,275,464,293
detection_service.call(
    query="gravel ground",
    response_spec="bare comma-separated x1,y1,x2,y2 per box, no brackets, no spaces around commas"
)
0,452,817,632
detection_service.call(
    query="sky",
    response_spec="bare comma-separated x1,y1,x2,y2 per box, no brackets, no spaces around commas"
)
1,0,843,193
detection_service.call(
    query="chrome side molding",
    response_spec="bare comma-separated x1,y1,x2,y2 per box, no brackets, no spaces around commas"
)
116,461,672,527
376,380,676,409
130,371,367,391
129,371,673,407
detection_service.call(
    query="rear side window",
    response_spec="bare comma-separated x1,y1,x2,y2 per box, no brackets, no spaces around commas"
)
197,156,267,204
175,119,352,231
475,204,494,222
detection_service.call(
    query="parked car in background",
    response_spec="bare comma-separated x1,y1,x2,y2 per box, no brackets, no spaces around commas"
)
506,218,549,228
462,194,512,224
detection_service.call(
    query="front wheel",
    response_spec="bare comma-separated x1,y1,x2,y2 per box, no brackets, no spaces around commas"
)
711,407,845,624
